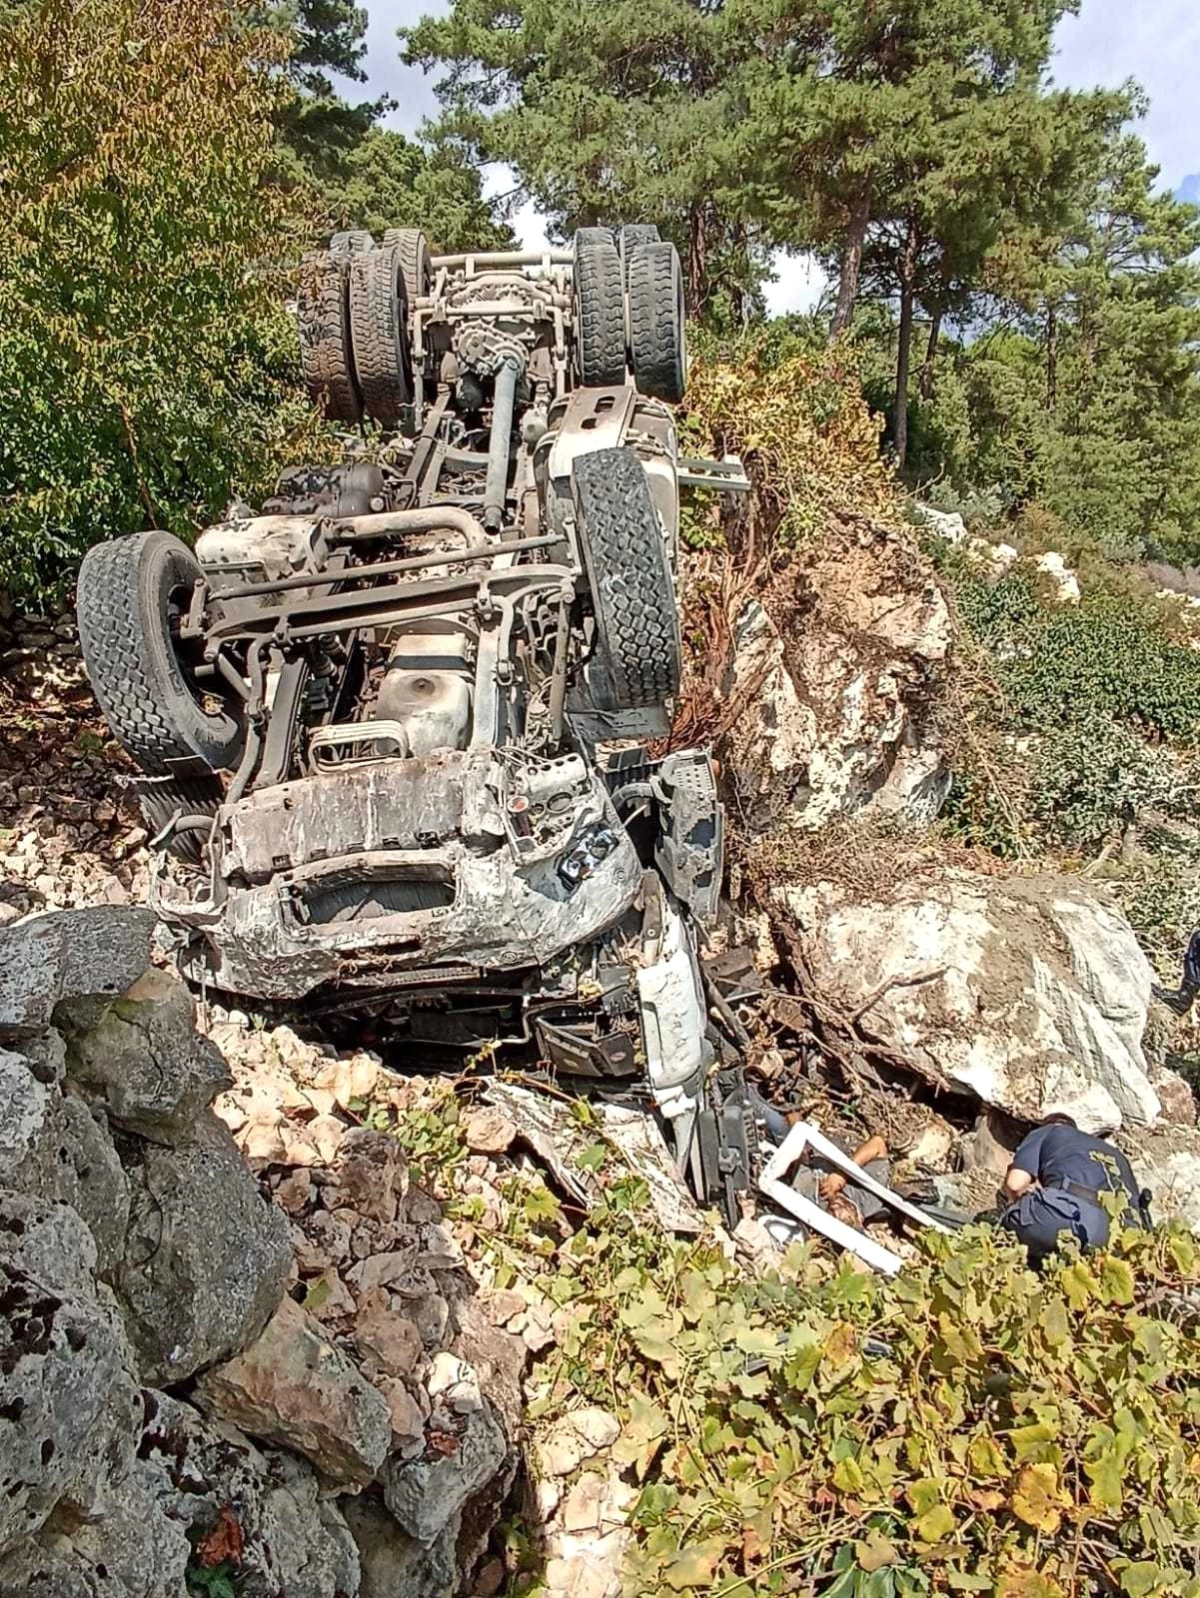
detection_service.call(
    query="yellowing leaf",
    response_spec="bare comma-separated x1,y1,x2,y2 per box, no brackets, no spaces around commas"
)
968,1435,1007,1478
1011,1463,1066,1535
1085,1447,1124,1512
914,1503,956,1544
996,1567,1066,1598
1100,1256,1135,1306
832,1456,865,1495
856,1531,898,1573
1038,1298,1071,1348
663,1539,726,1590
1059,1260,1099,1310
906,1478,943,1515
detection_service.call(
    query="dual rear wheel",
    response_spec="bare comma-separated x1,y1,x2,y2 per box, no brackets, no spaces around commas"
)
298,228,431,428
573,224,687,403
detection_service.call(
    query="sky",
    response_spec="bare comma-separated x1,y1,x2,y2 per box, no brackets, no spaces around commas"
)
349,0,1200,315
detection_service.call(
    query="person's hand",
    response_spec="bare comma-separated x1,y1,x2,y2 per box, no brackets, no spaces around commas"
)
819,1172,847,1201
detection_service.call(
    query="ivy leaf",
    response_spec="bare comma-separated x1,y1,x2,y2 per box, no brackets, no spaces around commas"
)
1100,1256,1136,1306
735,1324,781,1357
576,1142,607,1174
1118,1563,1173,1598
1011,1463,1066,1534
611,1393,669,1479
1038,1298,1071,1348
856,1530,899,1572
913,1504,956,1544
1059,1260,1099,1310
663,1539,726,1589
1085,1447,1124,1511
1008,1423,1058,1462
968,1436,1007,1478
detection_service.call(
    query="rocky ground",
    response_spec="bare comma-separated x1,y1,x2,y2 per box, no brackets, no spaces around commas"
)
6,549,1200,1595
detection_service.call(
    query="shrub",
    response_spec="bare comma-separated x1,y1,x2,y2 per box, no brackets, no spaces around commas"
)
0,0,315,602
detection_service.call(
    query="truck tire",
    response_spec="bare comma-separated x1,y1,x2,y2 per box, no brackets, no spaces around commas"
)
628,240,687,403
76,531,243,776
298,249,362,424
330,230,375,256
618,223,659,283
573,447,681,710
348,245,412,427
382,228,432,303
136,774,223,865
573,228,627,387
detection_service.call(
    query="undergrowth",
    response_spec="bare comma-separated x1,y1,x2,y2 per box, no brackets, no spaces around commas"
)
394,1089,1200,1598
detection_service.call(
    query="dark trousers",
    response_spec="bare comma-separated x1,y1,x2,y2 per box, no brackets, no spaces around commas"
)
1001,1187,1110,1264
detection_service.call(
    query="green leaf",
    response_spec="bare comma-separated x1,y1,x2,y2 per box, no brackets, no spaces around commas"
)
1119,1562,1172,1598
1008,1423,1058,1462
1038,1298,1071,1347
735,1324,781,1357
913,1504,956,1544
967,1435,1007,1478
576,1142,608,1174
1059,1260,1100,1310
832,1456,865,1495
1100,1256,1136,1305
1085,1447,1124,1511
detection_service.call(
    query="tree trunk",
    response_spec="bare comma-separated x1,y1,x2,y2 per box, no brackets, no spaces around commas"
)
686,205,707,320
1045,304,1058,412
829,187,870,342
918,306,942,400
893,221,919,471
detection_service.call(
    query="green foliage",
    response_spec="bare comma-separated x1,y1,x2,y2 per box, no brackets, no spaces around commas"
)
0,0,321,602
933,545,1200,854
331,127,512,249
186,1564,238,1598
403,0,759,315
458,1100,1200,1597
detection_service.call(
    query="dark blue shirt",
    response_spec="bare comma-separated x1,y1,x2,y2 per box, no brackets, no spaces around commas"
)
1012,1125,1139,1201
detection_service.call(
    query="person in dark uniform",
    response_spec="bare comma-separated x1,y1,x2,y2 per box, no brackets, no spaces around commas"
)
1001,1112,1148,1264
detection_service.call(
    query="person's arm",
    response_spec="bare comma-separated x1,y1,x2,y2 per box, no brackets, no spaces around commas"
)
820,1134,889,1200
1003,1128,1046,1199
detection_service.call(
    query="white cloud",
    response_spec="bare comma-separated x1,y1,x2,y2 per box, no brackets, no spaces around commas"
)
1053,0,1200,188
764,251,829,318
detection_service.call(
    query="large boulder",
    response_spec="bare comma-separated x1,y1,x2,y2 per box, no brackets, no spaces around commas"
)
60,1096,129,1276
0,1049,70,1198
344,1490,458,1598
0,1195,141,1555
1119,1126,1200,1230
0,908,153,1041
722,524,951,833
114,1111,292,1384
778,869,1164,1132
194,1295,392,1488
60,967,231,1144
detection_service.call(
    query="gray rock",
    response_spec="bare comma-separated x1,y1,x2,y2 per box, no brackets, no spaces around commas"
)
137,1392,360,1597
0,1050,68,1199
195,1295,391,1488
115,1111,292,1384
0,1210,141,1554
344,1490,458,1598
61,968,231,1144
60,1097,129,1276
0,1190,95,1294
381,1401,508,1544
0,1533,111,1597
66,1478,190,1598
261,1450,361,1598
0,908,153,1040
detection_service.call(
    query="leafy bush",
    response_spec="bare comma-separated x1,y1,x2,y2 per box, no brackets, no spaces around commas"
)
0,0,316,602
465,1115,1200,1598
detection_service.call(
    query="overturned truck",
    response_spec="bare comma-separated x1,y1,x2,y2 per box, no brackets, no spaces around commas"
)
75,224,758,1217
